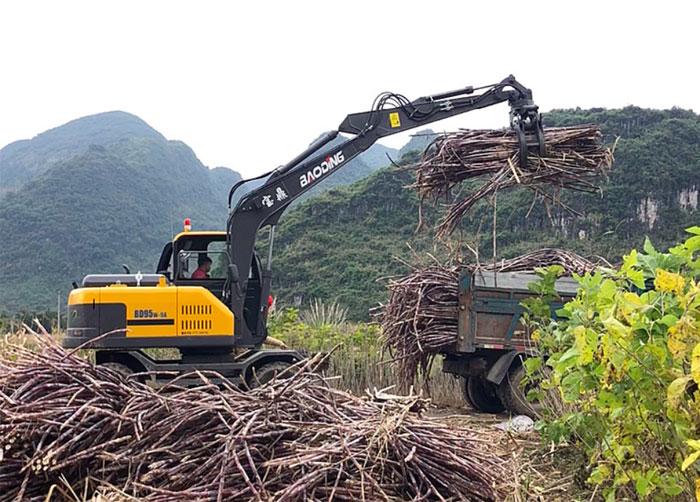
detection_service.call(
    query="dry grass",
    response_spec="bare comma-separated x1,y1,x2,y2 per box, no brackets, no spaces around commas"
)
276,321,464,407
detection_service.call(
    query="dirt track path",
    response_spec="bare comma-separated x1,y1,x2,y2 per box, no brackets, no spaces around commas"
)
428,406,598,502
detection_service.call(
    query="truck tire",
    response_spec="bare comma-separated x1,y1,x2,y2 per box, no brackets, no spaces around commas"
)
461,377,476,409
497,364,544,418
465,376,505,413
99,362,134,380
249,361,292,388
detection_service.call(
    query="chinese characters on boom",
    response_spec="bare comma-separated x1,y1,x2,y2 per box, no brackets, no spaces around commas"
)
261,187,289,208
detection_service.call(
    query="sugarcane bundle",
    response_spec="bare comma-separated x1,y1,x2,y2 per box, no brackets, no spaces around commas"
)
377,264,461,391
410,125,614,236
0,338,506,502
483,248,599,275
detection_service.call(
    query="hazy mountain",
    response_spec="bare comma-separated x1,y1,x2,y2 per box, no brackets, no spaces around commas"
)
0,112,404,313
0,111,165,196
398,129,437,159
269,107,700,319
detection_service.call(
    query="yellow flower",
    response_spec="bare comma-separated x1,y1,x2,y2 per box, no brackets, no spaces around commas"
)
654,269,686,296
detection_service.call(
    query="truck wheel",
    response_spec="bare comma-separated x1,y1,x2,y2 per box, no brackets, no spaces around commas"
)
498,364,544,418
465,376,505,413
249,361,292,388
461,377,476,409
99,362,134,380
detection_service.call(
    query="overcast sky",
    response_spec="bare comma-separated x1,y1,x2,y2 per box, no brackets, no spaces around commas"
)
1,1,698,178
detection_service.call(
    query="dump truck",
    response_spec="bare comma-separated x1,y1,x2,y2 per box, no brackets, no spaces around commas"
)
442,269,578,416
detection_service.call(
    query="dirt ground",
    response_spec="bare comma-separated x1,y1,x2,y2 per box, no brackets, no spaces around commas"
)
428,405,599,502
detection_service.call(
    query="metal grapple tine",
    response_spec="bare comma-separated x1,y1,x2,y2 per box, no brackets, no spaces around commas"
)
516,122,529,169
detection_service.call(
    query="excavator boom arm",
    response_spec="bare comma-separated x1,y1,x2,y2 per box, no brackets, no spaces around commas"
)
226,75,541,347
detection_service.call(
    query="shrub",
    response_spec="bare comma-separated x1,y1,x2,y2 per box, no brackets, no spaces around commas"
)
525,227,700,501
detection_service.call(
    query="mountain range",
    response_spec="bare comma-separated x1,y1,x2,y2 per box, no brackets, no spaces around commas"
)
3,106,700,320
0,111,408,313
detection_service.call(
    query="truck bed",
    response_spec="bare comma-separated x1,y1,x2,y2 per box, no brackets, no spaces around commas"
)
455,270,577,354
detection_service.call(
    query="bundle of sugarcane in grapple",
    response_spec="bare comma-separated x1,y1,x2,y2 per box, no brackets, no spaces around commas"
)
410,125,614,236
0,337,507,502
378,249,600,416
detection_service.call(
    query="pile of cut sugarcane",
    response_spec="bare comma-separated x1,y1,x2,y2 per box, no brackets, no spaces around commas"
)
486,247,602,276
0,336,506,502
410,125,613,236
377,264,462,390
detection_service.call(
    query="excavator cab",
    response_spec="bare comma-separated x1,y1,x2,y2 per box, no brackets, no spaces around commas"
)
155,231,265,336
156,232,231,300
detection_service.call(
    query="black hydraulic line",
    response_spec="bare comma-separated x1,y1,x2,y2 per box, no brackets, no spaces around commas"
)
228,171,272,210
275,130,338,177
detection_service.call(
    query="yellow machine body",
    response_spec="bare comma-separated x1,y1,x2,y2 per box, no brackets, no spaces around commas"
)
65,277,235,349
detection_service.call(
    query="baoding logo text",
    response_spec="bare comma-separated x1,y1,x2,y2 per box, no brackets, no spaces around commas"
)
299,151,345,187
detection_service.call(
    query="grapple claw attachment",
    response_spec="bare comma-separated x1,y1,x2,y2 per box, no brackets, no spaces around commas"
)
509,102,545,169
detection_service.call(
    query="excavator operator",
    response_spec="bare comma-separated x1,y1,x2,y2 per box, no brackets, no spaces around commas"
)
191,255,212,279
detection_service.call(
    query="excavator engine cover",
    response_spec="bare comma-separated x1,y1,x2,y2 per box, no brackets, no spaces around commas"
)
64,276,236,351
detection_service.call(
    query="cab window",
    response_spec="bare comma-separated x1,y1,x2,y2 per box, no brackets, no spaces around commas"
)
178,241,229,280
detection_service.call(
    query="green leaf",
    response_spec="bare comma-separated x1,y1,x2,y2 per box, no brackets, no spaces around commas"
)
596,390,623,410
686,226,700,236
658,314,679,327
635,475,650,497
622,249,638,271
556,347,580,373
643,236,657,255
609,348,627,371
603,317,630,339
561,372,582,401
627,269,646,290
685,235,700,252
662,482,684,496
600,279,617,302
523,357,542,373
667,376,692,411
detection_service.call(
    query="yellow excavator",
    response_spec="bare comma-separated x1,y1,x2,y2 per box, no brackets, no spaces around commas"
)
63,75,545,387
